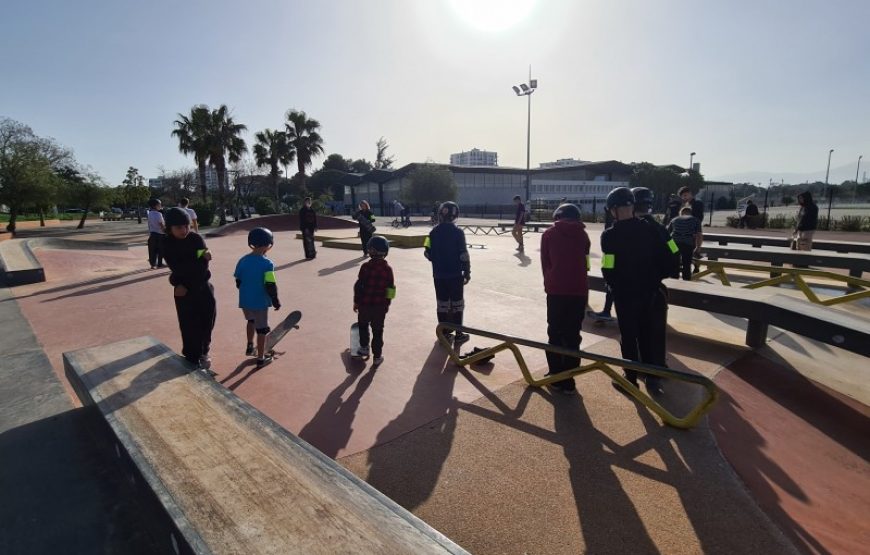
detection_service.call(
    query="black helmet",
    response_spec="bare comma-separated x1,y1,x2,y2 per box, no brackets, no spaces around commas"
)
147,198,162,209
367,235,390,257
164,207,191,227
631,187,654,214
606,187,635,210
247,227,274,248
439,201,459,222
553,203,581,221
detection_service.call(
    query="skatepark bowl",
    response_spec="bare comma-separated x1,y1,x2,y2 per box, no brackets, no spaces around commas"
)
0,217,867,554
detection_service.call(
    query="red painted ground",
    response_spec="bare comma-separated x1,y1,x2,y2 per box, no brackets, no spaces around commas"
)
711,353,870,555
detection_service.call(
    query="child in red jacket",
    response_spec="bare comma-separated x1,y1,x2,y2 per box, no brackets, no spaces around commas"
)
540,203,591,394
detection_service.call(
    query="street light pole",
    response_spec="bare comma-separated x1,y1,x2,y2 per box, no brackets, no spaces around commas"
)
856,155,863,203
825,149,834,229
689,152,696,171
512,67,537,204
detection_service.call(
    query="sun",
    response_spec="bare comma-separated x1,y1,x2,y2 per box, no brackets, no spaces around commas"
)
448,0,537,33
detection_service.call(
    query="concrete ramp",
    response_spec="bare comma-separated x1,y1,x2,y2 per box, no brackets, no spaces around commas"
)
0,238,127,286
64,336,467,555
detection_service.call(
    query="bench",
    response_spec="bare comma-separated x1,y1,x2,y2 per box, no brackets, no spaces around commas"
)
699,243,870,279
0,238,128,286
587,274,870,357
497,222,553,233
64,337,467,555
704,233,870,255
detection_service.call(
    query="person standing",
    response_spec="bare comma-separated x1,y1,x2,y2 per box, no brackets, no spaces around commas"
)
679,186,704,272
299,196,318,259
234,228,282,368
179,197,199,233
161,207,216,374
793,191,818,251
668,207,703,281
352,236,396,365
601,188,674,395
511,195,526,252
424,201,471,345
146,198,166,269
588,201,616,322
354,200,376,257
541,203,590,394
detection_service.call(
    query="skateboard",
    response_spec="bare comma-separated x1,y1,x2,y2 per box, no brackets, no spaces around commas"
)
302,229,316,259
264,310,303,354
350,322,368,359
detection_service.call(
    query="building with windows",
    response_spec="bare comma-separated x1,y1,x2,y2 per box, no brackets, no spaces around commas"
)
345,160,632,216
538,158,587,168
449,148,498,167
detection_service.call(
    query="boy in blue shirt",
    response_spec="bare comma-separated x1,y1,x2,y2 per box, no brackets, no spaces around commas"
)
234,227,282,368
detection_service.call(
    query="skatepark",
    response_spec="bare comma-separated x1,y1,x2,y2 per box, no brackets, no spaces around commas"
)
1,216,868,554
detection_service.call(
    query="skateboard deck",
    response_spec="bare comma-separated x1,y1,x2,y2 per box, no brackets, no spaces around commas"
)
302,230,316,259
350,322,368,359
265,310,302,353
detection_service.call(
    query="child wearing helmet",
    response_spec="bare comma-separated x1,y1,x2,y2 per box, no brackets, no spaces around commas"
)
424,201,471,344
541,203,591,394
601,188,673,395
161,207,216,374
352,236,396,364
234,227,282,368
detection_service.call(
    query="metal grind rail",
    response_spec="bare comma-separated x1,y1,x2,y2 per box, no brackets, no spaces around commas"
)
693,259,870,306
436,323,719,430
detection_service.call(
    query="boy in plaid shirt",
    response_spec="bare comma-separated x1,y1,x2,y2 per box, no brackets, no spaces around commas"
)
353,236,396,364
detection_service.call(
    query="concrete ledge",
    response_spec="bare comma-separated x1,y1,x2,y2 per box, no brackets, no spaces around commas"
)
63,337,467,555
311,233,427,249
588,274,870,357
0,238,127,286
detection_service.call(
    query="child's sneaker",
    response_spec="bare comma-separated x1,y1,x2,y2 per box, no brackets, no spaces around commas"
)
198,354,212,370
357,346,370,358
454,332,470,345
256,354,274,369
373,356,384,366
245,343,255,356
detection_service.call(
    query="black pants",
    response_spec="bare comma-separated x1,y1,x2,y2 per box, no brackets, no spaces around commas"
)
174,283,216,364
302,228,316,259
603,288,614,313
546,294,587,376
148,232,164,267
677,243,694,281
357,304,387,357
360,228,373,254
434,277,464,327
614,286,668,382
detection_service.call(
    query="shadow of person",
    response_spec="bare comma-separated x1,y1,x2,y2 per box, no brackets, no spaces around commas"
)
318,256,364,277
274,259,311,271
514,251,532,267
297,367,378,458
363,342,456,510
549,393,660,554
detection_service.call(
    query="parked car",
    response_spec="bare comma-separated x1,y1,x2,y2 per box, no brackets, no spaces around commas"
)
64,208,85,213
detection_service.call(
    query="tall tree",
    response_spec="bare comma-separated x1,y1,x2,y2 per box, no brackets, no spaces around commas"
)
321,153,352,173
253,129,295,212
284,110,324,189
172,105,212,201
404,164,457,205
122,166,146,223
350,159,373,173
207,105,247,225
64,169,107,229
374,137,395,170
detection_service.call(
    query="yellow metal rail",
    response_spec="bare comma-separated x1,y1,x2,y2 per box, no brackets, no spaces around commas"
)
693,259,870,306
436,323,719,430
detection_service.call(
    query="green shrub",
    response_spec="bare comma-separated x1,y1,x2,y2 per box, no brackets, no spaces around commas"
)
254,197,276,215
817,216,830,231
190,203,215,227
580,211,598,223
725,216,740,228
838,216,864,232
767,214,795,229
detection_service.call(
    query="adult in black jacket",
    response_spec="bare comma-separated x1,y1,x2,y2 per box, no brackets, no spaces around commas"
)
353,200,376,257
793,191,818,251
299,196,318,259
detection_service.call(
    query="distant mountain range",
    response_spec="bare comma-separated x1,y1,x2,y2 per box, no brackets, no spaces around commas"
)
711,163,864,186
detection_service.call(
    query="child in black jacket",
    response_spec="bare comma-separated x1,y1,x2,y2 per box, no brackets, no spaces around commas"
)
162,207,217,374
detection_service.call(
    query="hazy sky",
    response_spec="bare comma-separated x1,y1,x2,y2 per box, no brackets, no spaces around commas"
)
2,0,868,184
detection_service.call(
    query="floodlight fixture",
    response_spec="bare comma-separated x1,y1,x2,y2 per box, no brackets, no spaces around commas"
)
520,83,530,92
512,85,521,95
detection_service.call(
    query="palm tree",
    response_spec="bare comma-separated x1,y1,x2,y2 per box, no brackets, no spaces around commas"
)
253,129,295,213
284,110,324,189
207,105,247,225
171,105,212,201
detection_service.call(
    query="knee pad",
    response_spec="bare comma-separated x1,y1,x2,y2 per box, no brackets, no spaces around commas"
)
256,327,270,336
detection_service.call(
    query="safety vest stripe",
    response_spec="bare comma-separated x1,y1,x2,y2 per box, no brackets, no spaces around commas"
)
424,236,431,248
264,271,277,284
602,253,615,269
585,255,590,271
196,249,208,259
667,239,679,254
386,286,396,299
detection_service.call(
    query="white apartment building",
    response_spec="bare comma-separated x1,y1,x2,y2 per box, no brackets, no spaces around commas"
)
450,148,498,167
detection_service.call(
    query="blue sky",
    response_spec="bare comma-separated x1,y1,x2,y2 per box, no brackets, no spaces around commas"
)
2,0,868,185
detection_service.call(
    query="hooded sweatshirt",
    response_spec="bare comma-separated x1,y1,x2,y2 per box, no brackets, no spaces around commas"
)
796,191,818,231
541,219,591,296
